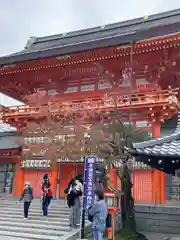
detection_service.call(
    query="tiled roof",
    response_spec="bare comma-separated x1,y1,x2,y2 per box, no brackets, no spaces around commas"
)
129,112,180,158
0,9,180,65
0,131,21,150
0,123,16,132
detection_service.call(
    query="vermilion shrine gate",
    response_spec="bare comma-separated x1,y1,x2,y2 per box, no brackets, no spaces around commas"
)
0,9,180,202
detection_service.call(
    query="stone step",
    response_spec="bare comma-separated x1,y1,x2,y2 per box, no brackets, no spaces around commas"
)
0,198,78,240
0,199,67,205
0,204,68,209
0,219,70,231
0,237,27,240
0,214,69,223
0,213,69,221
0,203,18,207
0,230,63,240
1,204,69,210
0,209,69,217
0,205,69,210
0,203,69,210
0,216,69,226
0,208,70,215
0,225,68,236
2,202,68,207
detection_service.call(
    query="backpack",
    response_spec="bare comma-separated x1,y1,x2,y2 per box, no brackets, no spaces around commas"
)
106,213,112,228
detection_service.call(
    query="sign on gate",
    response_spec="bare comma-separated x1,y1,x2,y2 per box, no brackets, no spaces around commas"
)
83,156,96,210
21,160,51,168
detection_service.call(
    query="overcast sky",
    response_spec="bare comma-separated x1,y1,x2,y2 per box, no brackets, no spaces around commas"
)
0,0,180,108
0,0,180,57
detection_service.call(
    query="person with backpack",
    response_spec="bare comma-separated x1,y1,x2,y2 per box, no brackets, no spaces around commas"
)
19,182,33,219
42,186,53,217
67,181,82,228
88,188,108,240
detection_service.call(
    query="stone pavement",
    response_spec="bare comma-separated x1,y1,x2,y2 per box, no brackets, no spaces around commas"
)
143,232,180,240
0,197,79,239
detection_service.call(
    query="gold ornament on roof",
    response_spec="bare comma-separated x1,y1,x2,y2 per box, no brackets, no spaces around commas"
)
143,16,149,21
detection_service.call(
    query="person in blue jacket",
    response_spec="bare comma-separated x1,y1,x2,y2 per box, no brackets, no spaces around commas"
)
88,189,108,240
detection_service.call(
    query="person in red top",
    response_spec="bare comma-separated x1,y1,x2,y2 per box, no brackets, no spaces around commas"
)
42,186,52,217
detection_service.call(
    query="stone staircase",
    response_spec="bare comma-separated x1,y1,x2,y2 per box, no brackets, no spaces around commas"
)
0,198,77,240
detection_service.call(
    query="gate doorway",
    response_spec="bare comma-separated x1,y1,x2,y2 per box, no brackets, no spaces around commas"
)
24,170,51,198
0,163,15,195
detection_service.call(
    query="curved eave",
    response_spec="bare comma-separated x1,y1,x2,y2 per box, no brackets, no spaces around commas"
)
126,147,180,160
0,145,21,150
0,131,22,137
0,21,180,66
0,147,21,152
133,132,180,149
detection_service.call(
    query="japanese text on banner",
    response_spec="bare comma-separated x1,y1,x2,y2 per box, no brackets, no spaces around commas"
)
83,156,96,210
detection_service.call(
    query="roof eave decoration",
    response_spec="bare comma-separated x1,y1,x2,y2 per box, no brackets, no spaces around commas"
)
25,37,37,49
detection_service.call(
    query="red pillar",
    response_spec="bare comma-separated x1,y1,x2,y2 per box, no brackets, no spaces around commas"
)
151,121,165,204
160,171,166,204
110,168,117,188
13,153,24,197
152,122,161,138
51,161,58,198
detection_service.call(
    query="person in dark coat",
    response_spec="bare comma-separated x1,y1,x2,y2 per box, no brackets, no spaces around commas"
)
42,186,53,217
42,174,51,192
64,179,75,195
67,181,82,228
19,182,33,219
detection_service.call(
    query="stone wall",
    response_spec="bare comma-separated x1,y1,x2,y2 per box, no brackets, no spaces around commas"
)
115,210,122,233
135,204,180,234
115,204,180,234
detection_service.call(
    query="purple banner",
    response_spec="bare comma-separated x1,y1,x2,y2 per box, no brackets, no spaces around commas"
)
83,156,96,210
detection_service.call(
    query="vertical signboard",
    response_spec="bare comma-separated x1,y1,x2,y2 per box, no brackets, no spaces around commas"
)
80,156,96,239
83,156,96,209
